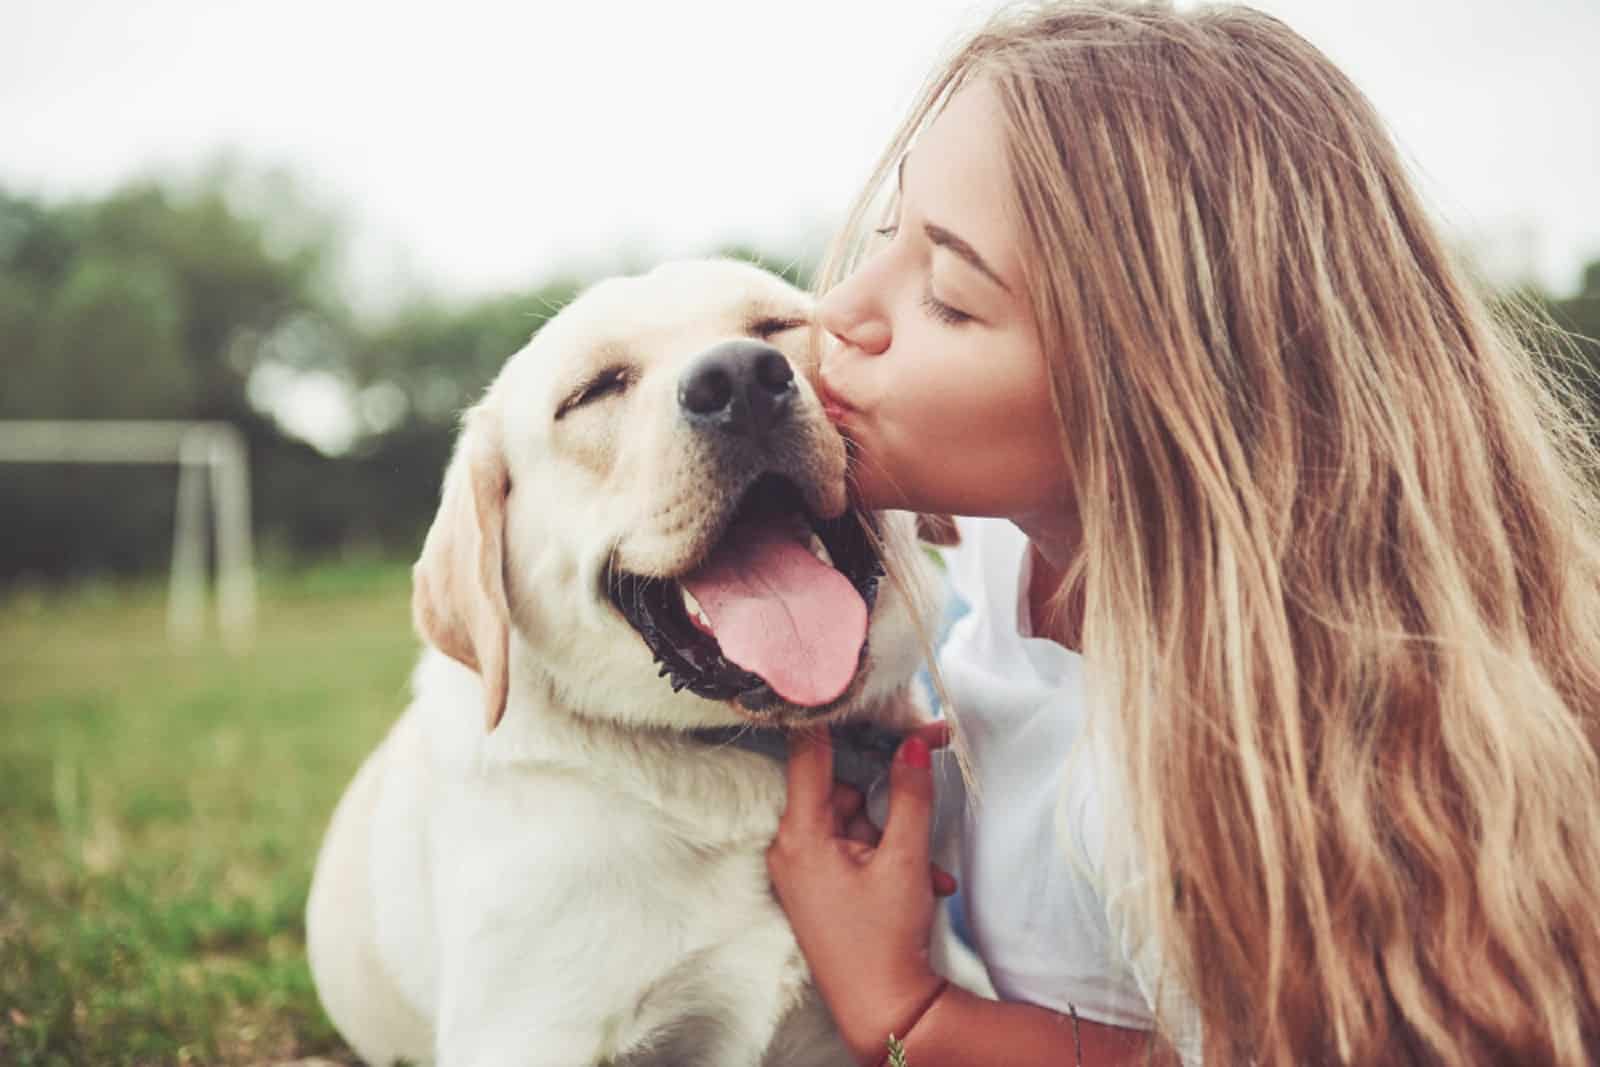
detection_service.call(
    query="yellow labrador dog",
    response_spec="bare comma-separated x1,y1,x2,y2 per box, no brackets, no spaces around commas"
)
305,259,967,1066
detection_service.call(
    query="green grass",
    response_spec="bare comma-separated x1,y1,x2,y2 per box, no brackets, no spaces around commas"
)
0,560,420,1065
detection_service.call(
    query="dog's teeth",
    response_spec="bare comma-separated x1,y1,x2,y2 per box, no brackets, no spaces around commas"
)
680,586,715,632
808,532,835,569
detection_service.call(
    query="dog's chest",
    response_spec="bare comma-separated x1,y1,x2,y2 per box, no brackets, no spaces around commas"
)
465,766,814,1061
450,746,794,934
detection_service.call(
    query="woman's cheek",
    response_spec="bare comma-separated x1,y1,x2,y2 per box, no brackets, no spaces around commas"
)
891,394,967,508
850,400,934,510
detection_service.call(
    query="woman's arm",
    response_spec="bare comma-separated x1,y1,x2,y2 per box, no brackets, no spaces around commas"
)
892,983,1177,1067
767,728,1179,1067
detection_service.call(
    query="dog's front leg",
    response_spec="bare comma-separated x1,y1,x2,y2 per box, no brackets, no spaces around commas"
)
428,781,801,1067
426,787,648,1067
431,926,789,1067
435,1014,609,1067
433,926,646,1067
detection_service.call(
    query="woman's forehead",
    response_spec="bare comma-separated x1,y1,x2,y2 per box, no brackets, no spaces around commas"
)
901,82,1023,291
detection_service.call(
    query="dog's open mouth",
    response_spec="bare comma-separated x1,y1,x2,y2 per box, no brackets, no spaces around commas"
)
607,473,884,715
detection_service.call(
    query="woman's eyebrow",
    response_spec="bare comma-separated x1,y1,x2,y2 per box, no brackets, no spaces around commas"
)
923,222,1012,295
896,152,1012,295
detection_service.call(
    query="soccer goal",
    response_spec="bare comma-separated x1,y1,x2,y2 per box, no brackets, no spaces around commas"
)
0,420,256,649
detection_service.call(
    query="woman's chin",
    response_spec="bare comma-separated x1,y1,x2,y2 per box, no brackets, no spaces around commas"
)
847,470,921,513
844,475,894,512
843,438,934,512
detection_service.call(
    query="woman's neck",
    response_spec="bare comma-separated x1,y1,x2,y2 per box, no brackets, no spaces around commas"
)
1010,509,1084,650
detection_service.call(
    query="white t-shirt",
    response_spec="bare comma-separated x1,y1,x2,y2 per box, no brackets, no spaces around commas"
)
937,515,1204,1064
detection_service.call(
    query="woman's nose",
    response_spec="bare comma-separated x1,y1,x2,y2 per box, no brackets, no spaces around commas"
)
817,271,891,356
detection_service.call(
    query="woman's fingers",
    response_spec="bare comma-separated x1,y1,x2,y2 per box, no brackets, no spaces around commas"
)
932,864,959,898
844,810,880,846
911,719,952,751
830,783,866,827
838,780,876,844
779,727,836,837
880,736,935,867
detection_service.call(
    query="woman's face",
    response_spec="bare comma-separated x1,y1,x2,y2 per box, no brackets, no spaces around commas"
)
817,79,1070,519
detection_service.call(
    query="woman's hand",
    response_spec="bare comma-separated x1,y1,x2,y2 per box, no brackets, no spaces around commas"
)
767,721,957,1065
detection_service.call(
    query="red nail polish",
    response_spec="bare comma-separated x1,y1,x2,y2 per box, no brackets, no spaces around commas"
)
900,736,930,769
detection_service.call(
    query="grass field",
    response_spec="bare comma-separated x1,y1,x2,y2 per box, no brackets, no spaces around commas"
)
1,560,422,1065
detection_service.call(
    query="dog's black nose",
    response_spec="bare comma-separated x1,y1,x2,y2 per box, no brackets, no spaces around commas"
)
678,340,796,438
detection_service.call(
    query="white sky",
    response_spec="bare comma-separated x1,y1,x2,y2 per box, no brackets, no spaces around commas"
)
4,0,1598,307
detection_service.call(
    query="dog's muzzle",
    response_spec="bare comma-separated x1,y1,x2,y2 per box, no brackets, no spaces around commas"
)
604,340,884,721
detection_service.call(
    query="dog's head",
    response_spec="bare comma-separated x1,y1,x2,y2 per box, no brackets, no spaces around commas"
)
412,258,946,733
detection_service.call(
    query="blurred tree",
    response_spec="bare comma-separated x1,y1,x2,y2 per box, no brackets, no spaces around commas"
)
1549,259,1600,348
32,253,192,417
1529,258,1600,433
350,281,581,429
0,169,351,582
0,190,77,418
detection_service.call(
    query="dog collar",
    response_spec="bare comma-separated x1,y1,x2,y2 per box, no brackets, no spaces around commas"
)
684,720,904,793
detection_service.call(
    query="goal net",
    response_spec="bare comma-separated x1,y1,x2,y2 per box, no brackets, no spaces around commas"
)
0,420,256,649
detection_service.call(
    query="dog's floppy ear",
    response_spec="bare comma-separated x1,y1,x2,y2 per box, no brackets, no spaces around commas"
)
915,513,961,547
413,406,513,731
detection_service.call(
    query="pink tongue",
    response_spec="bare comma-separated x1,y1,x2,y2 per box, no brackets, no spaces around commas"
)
680,519,868,707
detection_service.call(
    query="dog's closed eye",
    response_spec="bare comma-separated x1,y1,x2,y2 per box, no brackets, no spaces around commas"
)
748,316,808,340
555,366,635,420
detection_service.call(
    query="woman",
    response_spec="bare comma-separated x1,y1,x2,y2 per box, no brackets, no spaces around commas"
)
765,3,1600,1065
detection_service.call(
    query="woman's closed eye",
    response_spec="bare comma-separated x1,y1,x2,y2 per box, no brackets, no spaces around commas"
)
870,223,978,326
922,289,974,326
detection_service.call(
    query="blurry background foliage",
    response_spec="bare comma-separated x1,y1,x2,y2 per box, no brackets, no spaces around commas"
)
0,163,809,585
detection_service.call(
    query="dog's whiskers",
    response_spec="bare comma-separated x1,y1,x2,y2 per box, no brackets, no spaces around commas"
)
602,545,621,597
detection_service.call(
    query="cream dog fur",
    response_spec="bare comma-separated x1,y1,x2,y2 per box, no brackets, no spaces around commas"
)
304,259,969,1067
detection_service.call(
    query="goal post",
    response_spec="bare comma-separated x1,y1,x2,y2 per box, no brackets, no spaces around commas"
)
0,420,256,649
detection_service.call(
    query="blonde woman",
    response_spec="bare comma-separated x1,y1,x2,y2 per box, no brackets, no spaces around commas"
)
765,3,1600,1065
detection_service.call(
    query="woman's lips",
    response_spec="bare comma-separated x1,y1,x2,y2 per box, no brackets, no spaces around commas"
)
815,375,858,425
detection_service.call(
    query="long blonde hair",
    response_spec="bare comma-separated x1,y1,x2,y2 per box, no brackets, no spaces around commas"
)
819,3,1600,1063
